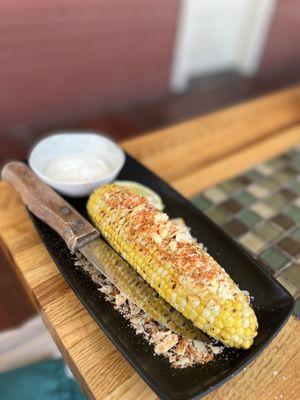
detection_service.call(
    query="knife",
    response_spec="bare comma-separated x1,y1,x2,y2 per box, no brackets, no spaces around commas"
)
2,161,207,340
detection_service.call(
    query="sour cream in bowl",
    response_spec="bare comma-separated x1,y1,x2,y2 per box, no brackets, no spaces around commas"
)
29,132,125,197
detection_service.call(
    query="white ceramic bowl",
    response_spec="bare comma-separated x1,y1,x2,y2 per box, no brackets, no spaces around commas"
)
29,132,125,197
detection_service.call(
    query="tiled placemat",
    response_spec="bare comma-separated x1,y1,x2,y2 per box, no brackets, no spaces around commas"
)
192,145,300,318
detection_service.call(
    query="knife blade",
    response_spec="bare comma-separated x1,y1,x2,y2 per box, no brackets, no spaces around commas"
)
1,161,207,341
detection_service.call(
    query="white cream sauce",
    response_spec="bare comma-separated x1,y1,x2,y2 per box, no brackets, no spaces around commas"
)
44,153,112,182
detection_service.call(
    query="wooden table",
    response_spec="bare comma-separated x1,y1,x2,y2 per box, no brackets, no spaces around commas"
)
1,86,300,399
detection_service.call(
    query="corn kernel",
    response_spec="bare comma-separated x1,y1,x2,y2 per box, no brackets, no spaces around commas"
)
88,184,258,349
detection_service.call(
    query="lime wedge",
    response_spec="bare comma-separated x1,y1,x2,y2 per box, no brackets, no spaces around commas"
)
114,180,164,210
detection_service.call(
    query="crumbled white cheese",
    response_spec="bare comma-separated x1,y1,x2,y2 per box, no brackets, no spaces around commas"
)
115,293,127,306
154,213,168,223
175,231,192,243
208,343,224,355
169,241,177,251
193,340,207,353
154,334,178,354
152,233,162,244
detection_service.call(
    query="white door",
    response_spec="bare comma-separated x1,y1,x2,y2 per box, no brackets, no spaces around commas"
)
171,0,276,92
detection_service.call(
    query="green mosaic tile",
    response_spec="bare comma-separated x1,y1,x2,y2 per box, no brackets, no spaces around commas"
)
293,198,300,208
234,176,252,186
234,190,256,206
290,149,300,160
273,170,293,184
284,165,298,175
290,151,300,163
287,148,298,156
266,158,286,170
278,152,292,161
247,183,270,199
294,298,300,318
223,218,247,237
276,275,299,297
254,221,282,241
237,209,261,228
290,159,300,171
257,177,279,191
277,237,300,256
291,227,300,242
287,178,300,194
271,214,294,230
255,163,274,176
192,195,212,212
221,199,242,213
250,202,277,219
279,188,297,201
281,264,300,289
206,207,228,224
260,247,290,271
265,193,288,210
219,179,242,194
245,170,264,182
238,232,265,254
192,144,300,316
282,204,300,223
202,187,227,204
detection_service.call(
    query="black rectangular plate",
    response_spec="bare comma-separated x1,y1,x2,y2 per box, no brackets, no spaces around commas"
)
29,154,294,400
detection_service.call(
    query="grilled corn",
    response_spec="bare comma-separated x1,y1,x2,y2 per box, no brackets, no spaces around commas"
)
88,237,207,340
87,184,258,348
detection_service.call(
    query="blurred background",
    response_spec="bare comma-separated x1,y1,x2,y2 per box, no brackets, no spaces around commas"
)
0,0,300,391
1,0,300,165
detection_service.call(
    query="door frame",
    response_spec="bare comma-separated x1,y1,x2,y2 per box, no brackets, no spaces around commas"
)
170,0,277,92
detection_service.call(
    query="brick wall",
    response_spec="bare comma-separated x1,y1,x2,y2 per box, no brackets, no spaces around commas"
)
0,0,179,136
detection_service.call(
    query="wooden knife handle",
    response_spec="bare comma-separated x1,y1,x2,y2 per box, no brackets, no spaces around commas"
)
1,161,99,252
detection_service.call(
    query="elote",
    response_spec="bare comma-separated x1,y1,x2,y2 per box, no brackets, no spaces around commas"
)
87,184,258,349
87,237,207,340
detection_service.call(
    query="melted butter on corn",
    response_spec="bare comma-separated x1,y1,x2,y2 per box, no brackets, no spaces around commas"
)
87,184,258,349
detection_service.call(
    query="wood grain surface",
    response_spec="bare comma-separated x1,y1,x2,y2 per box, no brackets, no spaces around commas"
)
1,86,300,399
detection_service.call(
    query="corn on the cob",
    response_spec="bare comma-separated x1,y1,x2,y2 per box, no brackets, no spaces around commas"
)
87,184,258,349
88,238,206,340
